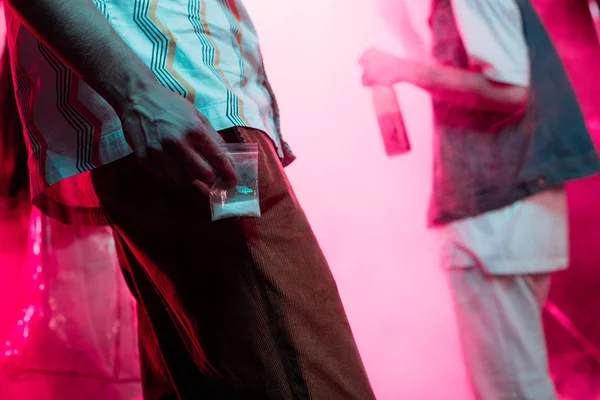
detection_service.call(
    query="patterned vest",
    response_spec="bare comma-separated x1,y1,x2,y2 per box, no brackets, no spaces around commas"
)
427,0,600,225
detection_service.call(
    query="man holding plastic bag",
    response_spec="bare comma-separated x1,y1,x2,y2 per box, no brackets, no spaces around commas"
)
3,0,375,398
360,0,600,399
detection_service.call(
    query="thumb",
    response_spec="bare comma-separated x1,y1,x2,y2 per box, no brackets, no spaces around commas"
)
359,47,375,65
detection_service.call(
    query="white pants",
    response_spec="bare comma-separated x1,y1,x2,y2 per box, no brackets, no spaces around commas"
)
447,267,557,400
440,189,567,400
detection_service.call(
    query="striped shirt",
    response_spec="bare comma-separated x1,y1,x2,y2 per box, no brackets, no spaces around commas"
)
4,0,294,224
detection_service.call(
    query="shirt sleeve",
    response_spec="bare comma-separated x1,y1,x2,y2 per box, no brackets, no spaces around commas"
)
450,0,530,87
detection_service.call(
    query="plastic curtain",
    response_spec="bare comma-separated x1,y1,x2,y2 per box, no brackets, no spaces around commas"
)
0,207,142,400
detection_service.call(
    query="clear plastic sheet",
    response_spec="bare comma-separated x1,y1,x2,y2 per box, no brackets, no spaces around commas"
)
0,207,141,400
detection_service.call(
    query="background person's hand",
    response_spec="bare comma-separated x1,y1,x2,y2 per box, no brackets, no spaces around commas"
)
118,83,237,187
359,47,410,86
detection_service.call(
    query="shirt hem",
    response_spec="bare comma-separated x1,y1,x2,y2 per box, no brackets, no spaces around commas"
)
443,257,569,275
30,108,284,225
429,150,600,226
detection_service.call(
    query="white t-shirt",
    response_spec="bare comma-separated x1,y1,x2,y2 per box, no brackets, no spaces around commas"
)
439,0,569,275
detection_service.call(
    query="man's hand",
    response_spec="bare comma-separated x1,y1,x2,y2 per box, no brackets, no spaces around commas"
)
120,83,237,187
359,47,528,113
359,48,412,86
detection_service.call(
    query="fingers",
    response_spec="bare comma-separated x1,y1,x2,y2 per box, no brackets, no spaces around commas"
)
359,54,367,66
148,146,215,185
160,137,217,185
360,50,378,86
187,127,238,186
139,147,170,181
180,147,218,185
359,46,377,65
162,152,197,185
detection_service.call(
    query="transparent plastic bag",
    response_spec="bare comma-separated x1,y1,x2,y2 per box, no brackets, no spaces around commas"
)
210,143,261,221
0,207,141,400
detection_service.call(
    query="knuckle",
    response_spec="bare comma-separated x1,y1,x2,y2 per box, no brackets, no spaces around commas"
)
213,147,227,159
184,128,201,142
147,143,163,153
194,111,210,124
162,134,180,147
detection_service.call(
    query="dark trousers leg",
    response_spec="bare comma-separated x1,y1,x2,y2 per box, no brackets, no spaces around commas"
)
91,128,376,400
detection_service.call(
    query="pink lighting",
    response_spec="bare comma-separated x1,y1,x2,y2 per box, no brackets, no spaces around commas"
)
0,1,599,399
1,209,45,364
0,208,141,399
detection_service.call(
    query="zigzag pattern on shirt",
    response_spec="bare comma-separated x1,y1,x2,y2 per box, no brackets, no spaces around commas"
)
15,67,47,188
38,43,100,174
218,0,270,131
134,0,196,103
188,0,247,127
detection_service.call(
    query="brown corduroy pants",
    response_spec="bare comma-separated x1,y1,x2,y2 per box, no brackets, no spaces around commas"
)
91,127,376,400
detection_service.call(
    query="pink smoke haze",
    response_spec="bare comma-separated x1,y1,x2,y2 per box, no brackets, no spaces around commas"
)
1,1,600,399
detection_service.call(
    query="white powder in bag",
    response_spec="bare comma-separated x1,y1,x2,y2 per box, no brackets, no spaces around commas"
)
212,198,261,220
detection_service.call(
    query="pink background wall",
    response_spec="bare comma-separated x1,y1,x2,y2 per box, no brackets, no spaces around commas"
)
244,1,472,398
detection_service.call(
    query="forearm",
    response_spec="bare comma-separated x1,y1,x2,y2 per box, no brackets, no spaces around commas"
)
404,61,528,113
5,0,157,115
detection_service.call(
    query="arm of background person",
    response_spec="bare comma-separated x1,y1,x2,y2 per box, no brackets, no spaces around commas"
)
378,0,429,60
361,0,529,113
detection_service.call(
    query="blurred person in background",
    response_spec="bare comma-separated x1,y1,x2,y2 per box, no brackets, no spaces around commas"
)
360,0,600,399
